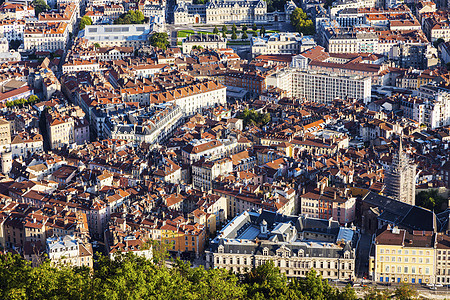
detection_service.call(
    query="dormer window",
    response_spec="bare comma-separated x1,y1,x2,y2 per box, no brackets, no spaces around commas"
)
263,247,269,256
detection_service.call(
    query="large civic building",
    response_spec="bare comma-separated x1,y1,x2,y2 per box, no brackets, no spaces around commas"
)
82,24,152,49
174,0,297,25
206,210,357,280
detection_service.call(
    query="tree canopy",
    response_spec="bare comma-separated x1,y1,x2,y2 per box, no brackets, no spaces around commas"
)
79,15,93,30
32,0,49,16
238,109,271,128
149,32,170,50
416,189,447,212
0,252,421,300
114,10,145,24
291,8,315,35
5,95,40,108
265,0,286,12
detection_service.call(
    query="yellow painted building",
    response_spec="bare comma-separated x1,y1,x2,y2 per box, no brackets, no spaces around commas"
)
372,226,436,284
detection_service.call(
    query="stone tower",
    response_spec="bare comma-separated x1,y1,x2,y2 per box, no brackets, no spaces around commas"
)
384,140,417,205
1,151,12,175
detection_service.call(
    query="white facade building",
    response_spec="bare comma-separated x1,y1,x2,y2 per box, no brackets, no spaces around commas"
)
104,103,183,146
251,33,316,56
268,69,372,104
24,22,69,52
83,24,152,49
0,19,25,42
46,235,93,268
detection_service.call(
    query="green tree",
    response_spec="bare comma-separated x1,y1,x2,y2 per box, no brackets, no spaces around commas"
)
241,31,248,39
340,284,358,300
114,10,145,24
27,95,39,105
237,109,271,127
231,32,237,40
291,8,315,35
94,43,100,48
253,30,258,37
260,25,266,37
79,15,92,30
221,25,227,33
243,261,292,299
252,23,257,31
363,287,391,300
222,31,227,38
33,0,50,16
149,32,169,50
416,189,446,212
242,25,248,32
232,24,237,33
213,26,219,34
393,283,418,300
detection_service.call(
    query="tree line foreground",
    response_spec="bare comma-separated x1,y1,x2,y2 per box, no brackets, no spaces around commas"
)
0,252,420,300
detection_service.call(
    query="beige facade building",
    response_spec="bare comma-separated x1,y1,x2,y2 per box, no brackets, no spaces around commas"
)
371,225,436,285
192,157,233,190
24,22,69,52
0,118,11,152
46,113,74,150
436,234,450,284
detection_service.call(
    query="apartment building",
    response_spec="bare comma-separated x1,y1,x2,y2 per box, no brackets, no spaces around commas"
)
291,70,372,104
436,234,450,284
221,71,266,95
327,31,378,54
38,3,77,33
104,103,183,146
24,22,69,52
251,33,316,57
423,11,450,42
192,157,233,190
121,80,226,115
0,2,35,20
182,34,226,53
46,113,74,150
83,24,152,49
152,157,182,184
300,185,356,225
371,225,436,285
46,235,93,268
206,210,356,280
0,19,25,42
182,139,224,164
11,131,43,159
96,46,134,61
418,85,450,129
